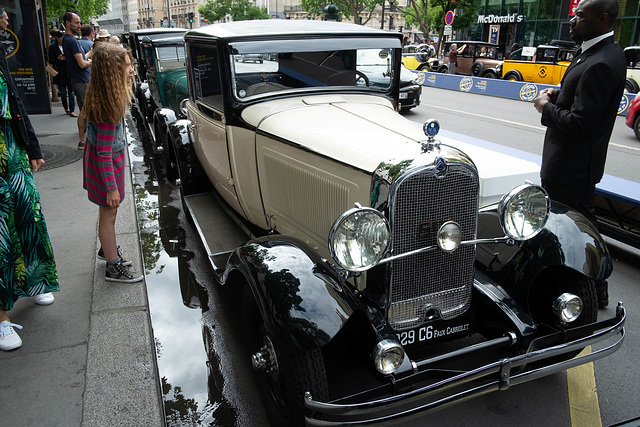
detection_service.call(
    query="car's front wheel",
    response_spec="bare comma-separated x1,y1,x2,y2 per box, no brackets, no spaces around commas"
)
483,70,498,79
243,286,328,427
504,70,522,81
633,114,640,141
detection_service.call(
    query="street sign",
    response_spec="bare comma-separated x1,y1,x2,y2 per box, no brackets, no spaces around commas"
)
444,24,452,36
445,10,455,26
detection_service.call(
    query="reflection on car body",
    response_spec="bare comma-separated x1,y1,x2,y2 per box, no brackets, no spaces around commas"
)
153,20,625,427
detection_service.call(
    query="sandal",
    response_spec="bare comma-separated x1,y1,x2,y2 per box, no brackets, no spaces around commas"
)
65,109,70,115
69,112,78,117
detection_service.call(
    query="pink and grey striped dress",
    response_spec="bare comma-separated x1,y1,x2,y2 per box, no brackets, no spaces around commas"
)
82,122,126,207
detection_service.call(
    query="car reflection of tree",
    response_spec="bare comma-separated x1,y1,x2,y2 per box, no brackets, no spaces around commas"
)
130,106,243,424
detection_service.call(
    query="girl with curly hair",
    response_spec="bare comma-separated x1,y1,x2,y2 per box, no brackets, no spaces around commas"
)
81,43,142,283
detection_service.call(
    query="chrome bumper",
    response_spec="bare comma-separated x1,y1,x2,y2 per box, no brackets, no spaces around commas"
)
305,303,626,426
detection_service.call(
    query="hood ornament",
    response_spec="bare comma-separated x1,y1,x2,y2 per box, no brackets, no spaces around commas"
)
421,119,440,152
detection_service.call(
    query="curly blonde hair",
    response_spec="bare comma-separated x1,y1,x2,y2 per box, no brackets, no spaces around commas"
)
81,43,132,124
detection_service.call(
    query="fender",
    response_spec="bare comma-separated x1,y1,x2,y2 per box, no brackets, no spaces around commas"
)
223,235,375,350
153,107,177,153
476,201,612,302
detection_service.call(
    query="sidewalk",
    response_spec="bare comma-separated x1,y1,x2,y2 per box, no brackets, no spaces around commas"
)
0,103,164,426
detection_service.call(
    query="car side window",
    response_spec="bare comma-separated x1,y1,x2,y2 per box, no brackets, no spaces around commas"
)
187,43,222,110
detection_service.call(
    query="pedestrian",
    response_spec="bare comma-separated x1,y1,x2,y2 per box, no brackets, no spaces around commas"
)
62,11,91,150
110,35,120,45
0,8,59,351
533,0,625,308
96,29,111,43
48,30,76,117
48,28,60,102
447,43,466,74
81,43,142,283
78,24,94,55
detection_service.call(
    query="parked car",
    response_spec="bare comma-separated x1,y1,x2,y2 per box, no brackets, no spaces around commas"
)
136,35,189,163
624,46,640,93
402,43,438,72
399,65,422,110
160,20,625,426
503,40,577,84
438,40,502,78
121,27,187,84
236,53,264,63
625,93,640,139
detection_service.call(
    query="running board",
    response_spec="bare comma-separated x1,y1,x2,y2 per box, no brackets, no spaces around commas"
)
183,192,249,277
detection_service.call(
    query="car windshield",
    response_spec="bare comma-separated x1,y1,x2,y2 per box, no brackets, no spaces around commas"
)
229,38,399,101
156,45,186,71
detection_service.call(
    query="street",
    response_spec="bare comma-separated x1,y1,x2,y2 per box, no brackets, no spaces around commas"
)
128,87,640,427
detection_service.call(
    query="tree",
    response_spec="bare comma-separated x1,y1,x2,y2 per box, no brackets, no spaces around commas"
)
199,0,269,23
429,0,477,53
299,0,382,25
45,0,109,24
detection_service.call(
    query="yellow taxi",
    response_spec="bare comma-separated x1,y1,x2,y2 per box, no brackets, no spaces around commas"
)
502,41,577,85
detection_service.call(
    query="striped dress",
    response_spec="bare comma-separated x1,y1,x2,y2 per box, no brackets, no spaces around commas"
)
82,123,126,207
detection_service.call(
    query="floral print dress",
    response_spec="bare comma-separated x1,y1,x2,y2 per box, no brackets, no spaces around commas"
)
0,72,58,311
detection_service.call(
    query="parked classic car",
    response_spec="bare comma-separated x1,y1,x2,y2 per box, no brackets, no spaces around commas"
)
625,93,640,139
158,20,625,426
438,40,502,78
402,43,438,71
502,41,577,84
624,46,640,93
122,27,187,85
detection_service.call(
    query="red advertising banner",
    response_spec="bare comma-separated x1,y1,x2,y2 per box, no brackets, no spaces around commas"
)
569,0,580,16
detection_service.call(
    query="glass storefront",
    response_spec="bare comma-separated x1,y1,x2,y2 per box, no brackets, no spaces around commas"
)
470,0,640,57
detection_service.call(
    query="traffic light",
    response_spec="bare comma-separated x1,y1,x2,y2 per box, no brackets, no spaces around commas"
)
188,12,194,23
160,19,164,27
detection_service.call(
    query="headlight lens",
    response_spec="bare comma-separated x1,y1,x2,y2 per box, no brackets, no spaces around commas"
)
498,184,550,240
371,339,405,375
438,221,462,252
329,207,390,271
553,293,583,323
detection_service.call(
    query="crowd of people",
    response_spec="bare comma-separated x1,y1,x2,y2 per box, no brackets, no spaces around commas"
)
1,9,143,352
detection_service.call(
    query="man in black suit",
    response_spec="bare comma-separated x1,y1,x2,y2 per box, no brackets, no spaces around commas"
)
534,0,625,308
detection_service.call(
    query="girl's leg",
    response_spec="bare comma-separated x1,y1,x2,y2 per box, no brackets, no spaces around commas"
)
98,206,119,262
0,310,8,323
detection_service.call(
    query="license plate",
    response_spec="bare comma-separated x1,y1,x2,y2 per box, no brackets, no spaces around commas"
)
399,93,409,99
397,322,471,347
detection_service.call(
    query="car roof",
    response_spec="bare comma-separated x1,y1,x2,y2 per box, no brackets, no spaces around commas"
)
128,28,187,37
184,19,400,41
141,35,185,46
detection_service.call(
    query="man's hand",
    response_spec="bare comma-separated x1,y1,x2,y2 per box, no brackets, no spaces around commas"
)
534,88,559,113
30,159,45,172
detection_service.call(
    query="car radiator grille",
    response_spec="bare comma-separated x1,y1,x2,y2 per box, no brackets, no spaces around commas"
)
388,165,478,331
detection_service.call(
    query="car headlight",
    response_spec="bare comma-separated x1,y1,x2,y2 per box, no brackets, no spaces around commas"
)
371,339,405,375
553,293,583,323
329,206,390,272
498,184,550,240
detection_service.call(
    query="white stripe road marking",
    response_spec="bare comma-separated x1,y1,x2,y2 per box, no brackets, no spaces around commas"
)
424,103,640,152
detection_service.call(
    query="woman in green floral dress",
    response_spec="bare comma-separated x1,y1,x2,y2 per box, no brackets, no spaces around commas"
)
0,8,59,351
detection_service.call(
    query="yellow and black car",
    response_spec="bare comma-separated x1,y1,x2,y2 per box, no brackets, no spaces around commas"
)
502,40,577,84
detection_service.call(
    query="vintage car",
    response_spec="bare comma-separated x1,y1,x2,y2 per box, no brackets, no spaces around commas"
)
402,43,438,72
624,46,640,93
625,92,640,139
158,20,625,425
122,27,187,84
438,40,502,78
502,41,577,84
136,34,189,157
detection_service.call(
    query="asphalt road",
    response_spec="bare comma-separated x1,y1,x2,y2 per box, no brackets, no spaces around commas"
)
404,87,640,183
403,88,640,426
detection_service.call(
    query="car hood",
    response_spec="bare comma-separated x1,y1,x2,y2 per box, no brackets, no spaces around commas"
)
242,95,424,173
241,94,540,205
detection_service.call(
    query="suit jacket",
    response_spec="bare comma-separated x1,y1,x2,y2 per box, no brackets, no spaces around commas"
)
540,36,625,186
0,43,42,160
48,43,70,86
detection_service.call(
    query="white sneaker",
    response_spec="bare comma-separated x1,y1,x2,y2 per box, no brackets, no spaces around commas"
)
33,292,55,305
0,321,23,351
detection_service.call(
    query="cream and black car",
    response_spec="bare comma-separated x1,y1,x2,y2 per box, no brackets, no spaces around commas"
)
158,20,625,426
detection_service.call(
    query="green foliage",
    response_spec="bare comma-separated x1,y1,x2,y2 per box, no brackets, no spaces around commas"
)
299,0,382,24
199,0,269,22
45,0,109,24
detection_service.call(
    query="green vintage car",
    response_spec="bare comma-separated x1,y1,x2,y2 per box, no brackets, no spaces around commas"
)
138,35,189,165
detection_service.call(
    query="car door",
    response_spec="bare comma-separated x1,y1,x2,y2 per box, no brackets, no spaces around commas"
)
185,43,244,217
